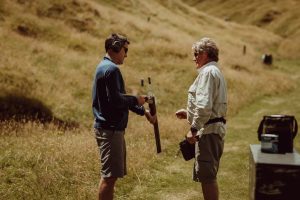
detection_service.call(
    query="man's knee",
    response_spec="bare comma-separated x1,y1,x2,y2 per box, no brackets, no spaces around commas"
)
100,177,118,189
98,177,118,200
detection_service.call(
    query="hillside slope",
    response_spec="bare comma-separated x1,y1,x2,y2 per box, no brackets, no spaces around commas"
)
0,0,292,125
185,0,300,58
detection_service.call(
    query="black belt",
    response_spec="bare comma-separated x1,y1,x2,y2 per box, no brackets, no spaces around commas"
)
205,117,226,125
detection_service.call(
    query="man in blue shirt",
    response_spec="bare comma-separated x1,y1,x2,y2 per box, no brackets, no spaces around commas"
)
92,33,155,200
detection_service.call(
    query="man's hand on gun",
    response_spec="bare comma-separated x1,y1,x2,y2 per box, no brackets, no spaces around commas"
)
136,95,156,124
137,95,147,106
145,109,157,124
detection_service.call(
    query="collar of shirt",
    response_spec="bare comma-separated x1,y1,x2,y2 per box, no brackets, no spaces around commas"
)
196,61,218,73
104,53,112,61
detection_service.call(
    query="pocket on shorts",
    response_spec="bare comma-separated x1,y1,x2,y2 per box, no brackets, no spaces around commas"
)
94,129,114,147
197,160,217,181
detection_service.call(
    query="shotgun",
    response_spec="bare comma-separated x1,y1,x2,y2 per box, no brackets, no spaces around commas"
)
141,78,162,153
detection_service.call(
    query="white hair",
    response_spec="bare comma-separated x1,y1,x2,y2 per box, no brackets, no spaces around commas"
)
192,37,219,62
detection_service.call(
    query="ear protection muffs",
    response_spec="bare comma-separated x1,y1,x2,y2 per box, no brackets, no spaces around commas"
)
111,39,123,53
110,33,124,53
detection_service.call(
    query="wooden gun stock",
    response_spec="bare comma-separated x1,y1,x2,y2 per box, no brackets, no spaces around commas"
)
148,96,162,153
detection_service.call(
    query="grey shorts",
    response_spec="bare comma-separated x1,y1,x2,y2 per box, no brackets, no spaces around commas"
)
94,128,127,178
193,133,224,183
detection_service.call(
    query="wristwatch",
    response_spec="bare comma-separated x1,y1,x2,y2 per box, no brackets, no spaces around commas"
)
190,127,198,134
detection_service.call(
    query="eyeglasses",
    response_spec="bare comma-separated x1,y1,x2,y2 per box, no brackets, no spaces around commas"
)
194,51,203,58
123,47,128,54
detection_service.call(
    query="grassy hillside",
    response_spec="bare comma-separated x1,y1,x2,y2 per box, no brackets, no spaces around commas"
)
185,0,300,58
0,0,299,199
0,0,293,124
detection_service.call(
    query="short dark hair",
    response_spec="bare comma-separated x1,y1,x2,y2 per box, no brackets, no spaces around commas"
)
105,33,130,52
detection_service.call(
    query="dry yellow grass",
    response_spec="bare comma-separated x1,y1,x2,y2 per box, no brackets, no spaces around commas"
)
0,0,294,121
1,0,299,199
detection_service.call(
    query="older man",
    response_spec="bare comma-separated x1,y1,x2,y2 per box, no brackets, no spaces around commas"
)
176,37,227,200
